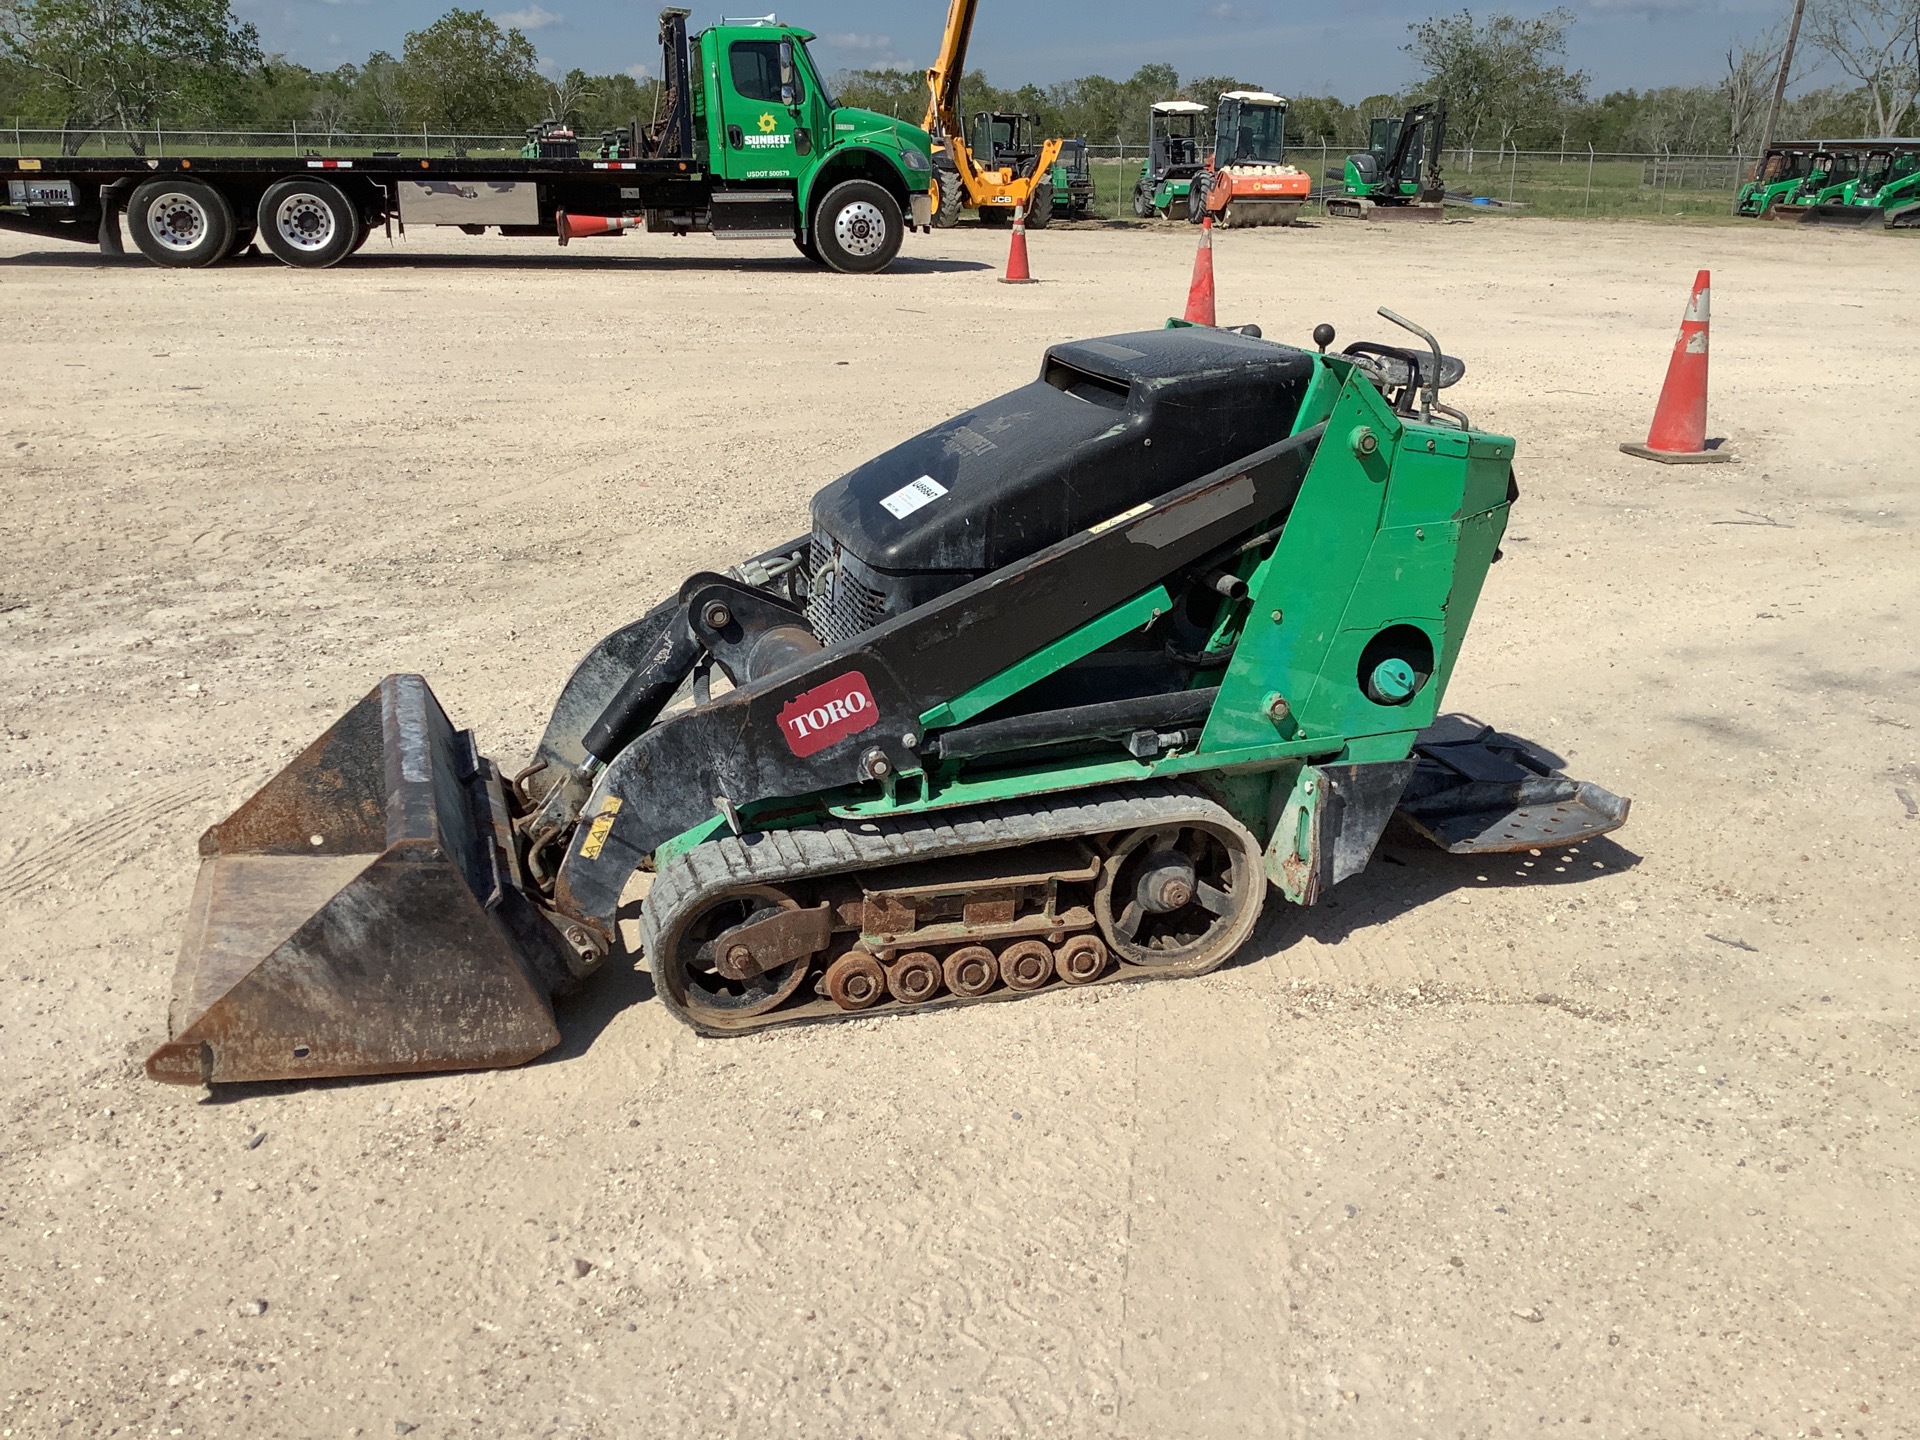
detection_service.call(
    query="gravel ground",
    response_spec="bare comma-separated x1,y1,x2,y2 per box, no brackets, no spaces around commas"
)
1,214,1916,1438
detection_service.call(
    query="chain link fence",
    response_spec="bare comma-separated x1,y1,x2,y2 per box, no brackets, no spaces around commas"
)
5,125,1754,220
1079,142,1755,220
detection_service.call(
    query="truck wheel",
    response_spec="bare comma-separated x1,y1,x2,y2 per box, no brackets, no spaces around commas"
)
256,177,360,268
811,179,903,274
127,178,235,268
793,231,821,264
932,169,964,229
1025,183,1053,228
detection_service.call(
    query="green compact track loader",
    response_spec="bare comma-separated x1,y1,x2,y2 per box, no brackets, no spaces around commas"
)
148,313,1628,1086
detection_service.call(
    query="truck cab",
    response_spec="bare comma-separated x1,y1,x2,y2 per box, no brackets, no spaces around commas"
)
690,19,934,258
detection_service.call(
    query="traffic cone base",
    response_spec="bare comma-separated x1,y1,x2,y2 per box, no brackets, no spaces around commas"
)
1621,269,1733,463
1618,440,1733,465
1183,217,1216,325
1000,208,1037,283
556,212,641,246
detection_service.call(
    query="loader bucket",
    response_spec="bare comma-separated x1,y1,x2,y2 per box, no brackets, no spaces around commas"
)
147,674,575,1086
1802,203,1881,228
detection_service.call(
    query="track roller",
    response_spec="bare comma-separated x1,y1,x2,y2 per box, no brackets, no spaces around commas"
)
943,945,999,997
825,951,886,1010
998,940,1054,991
1055,934,1109,985
886,951,944,1005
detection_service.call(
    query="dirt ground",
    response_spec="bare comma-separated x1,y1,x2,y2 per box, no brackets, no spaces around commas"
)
1,214,1916,1439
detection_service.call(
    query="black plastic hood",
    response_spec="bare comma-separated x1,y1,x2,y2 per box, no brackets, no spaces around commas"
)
810,326,1316,579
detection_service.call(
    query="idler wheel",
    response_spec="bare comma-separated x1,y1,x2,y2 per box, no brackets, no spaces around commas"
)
999,939,1054,992
886,950,943,1005
824,951,887,1011
943,945,998,997
1054,934,1109,985
659,885,815,1030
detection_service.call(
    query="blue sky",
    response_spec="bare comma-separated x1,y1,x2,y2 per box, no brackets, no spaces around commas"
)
236,0,1798,101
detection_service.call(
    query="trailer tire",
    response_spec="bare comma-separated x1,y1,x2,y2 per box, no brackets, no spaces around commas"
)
127,179,236,268
1132,183,1153,218
810,179,903,274
256,177,360,268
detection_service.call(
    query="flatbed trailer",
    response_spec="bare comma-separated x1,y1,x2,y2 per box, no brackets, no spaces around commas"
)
0,9,935,273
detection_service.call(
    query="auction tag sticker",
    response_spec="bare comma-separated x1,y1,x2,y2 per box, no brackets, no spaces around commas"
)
879,475,948,520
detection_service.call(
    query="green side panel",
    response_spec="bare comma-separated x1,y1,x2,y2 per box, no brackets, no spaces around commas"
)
918,585,1173,730
1198,373,1399,756
1432,504,1505,694
1196,768,1278,836
1291,357,1348,434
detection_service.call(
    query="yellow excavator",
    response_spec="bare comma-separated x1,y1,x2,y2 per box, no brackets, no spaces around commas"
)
923,0,1064,226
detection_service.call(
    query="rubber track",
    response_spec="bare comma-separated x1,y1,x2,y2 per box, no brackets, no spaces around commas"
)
642,781,1263,1037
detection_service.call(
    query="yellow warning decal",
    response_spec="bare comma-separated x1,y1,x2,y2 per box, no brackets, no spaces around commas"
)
1090,502,1152,535
18,159,41,170
578,795,624,860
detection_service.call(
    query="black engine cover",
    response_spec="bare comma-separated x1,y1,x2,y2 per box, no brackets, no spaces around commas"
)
804,326,1314,646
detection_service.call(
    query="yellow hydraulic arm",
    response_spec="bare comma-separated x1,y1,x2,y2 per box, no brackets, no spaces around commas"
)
921,0,1062,217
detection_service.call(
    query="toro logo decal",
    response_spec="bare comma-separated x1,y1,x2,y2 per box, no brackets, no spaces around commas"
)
778,672,879,757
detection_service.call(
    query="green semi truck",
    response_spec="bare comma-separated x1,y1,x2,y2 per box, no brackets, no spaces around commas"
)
0,9,935,272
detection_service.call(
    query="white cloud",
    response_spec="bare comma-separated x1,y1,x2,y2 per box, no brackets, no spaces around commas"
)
1203,2,1265,19
494,5,563,31
625,62,650,80
824,32,894,51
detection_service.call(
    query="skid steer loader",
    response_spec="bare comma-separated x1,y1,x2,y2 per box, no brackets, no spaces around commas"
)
148,313,1628,1086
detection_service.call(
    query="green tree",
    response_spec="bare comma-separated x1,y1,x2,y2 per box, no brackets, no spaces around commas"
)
1807,0,1920,136
400,8,538,134
577,70,659,136
1405,8,1588,163
828,66,924,120
351,50,409,133
0,0,259,151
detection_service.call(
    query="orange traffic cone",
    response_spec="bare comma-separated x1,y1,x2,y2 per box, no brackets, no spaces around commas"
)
1620,269,1733,464
1000,206,1037,284
556,212,641,247
1182,217,1216,326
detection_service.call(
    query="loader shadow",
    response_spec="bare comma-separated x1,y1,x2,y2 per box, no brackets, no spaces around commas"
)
547,952,656,1065
1235,819,1644,962
0,247,995,275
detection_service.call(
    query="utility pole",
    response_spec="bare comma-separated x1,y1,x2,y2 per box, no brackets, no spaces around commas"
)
1754,0,1808,177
